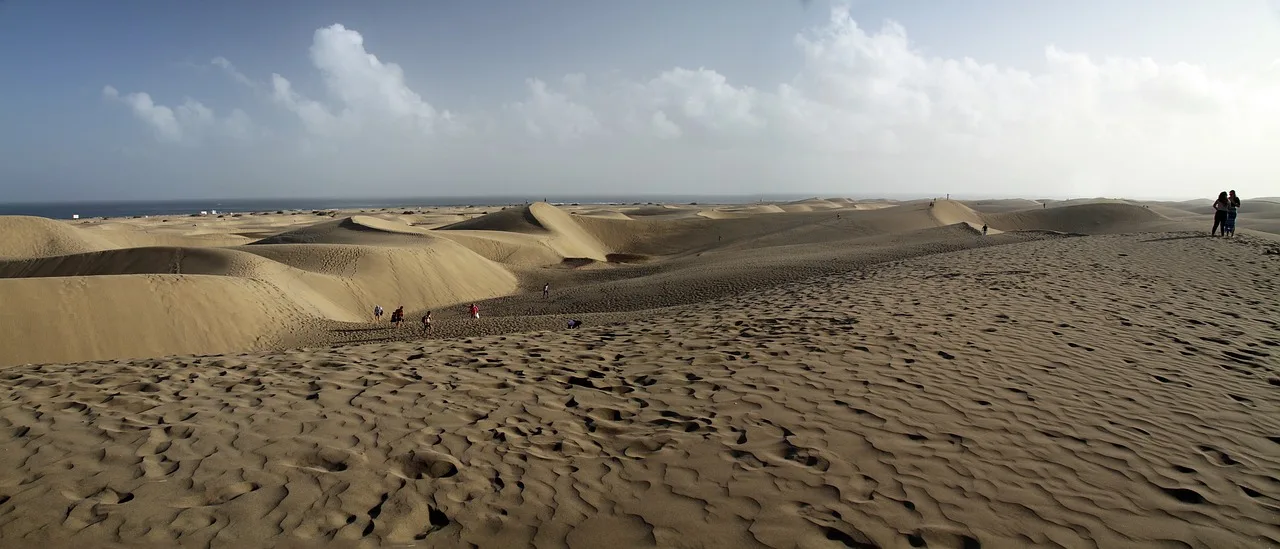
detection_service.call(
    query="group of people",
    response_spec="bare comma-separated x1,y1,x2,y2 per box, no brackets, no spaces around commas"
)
374,305,417,328
371,282,582,334
373,304,447,333
1212,190,1242,238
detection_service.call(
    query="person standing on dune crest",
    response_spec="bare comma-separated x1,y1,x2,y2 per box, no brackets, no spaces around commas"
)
1212,191,1230,236
1225,190,1241,237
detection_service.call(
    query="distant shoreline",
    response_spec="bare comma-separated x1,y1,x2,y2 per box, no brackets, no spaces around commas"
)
0,195,821,220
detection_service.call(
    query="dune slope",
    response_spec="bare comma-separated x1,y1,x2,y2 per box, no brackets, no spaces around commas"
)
0,219,520,364
0,274,307,365
988,202,1169,234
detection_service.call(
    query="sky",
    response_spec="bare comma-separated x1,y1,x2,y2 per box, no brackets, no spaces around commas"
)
2,0,1279,202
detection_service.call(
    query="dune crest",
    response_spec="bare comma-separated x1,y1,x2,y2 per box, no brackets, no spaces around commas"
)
0,216,251,260
439,202,612,264
0,216,117,259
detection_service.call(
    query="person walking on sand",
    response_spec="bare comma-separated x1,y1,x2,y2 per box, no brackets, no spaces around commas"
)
468,303,480,319
390,306,404,328
1225,190,1241,237
543,283,550,299
373,304,384,322
421,311,432,333
982,223,988,236
1212,191,1230,236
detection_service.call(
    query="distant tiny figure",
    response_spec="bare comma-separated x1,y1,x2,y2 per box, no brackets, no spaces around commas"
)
543,283,550,299
567,319,583,329
1212,191,1230,236
1225,190,1241,237
390,306,405,327
982,223,988,236
421,311,432,332
373,305,384,321
468,303,480,319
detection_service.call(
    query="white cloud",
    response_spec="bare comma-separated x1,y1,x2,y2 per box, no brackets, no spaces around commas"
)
212,56,257,90
649,111,682,140
505,78,603,141
270,73,342,136
103,85,254,144
103,85,183,141
105,7,1280,197
259,24,445,140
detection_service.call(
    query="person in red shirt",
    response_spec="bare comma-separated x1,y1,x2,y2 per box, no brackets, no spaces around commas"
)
468,303,480,319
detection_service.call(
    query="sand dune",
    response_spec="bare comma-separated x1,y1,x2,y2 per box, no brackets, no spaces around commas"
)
575,209,634,221
0,216,250,260
777,198,845,212
694,209,749,219
0,216,119,259
253,215,436,245
617,205,699,218
987,202,1170,234
440,203,612,264
0,223,519,364
0,198,1255,369
0,274,308,365
0,228,1275,548
1,197,1277,549
964,198,1045,213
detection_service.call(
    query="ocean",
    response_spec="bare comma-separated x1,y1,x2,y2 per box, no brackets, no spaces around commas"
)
0,194,814,220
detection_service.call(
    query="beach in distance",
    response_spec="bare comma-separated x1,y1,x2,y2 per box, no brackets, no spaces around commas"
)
0,196,1277,548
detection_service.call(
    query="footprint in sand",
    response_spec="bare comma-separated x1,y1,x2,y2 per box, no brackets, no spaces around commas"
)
292,448,354,473
782,442,831,472
390,450,460,480
206,482,262,505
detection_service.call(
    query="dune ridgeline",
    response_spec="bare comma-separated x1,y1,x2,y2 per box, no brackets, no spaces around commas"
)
0,198,1219,367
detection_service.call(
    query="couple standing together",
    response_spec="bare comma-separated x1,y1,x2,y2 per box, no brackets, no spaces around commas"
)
1212,191,1241,237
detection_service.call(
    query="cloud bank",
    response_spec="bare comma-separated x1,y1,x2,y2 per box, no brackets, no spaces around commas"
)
103,6,1280,198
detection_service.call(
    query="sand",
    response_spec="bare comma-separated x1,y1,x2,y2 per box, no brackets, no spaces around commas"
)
0,199,1278,548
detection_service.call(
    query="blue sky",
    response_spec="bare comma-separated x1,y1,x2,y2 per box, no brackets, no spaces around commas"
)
2,0,1279,201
